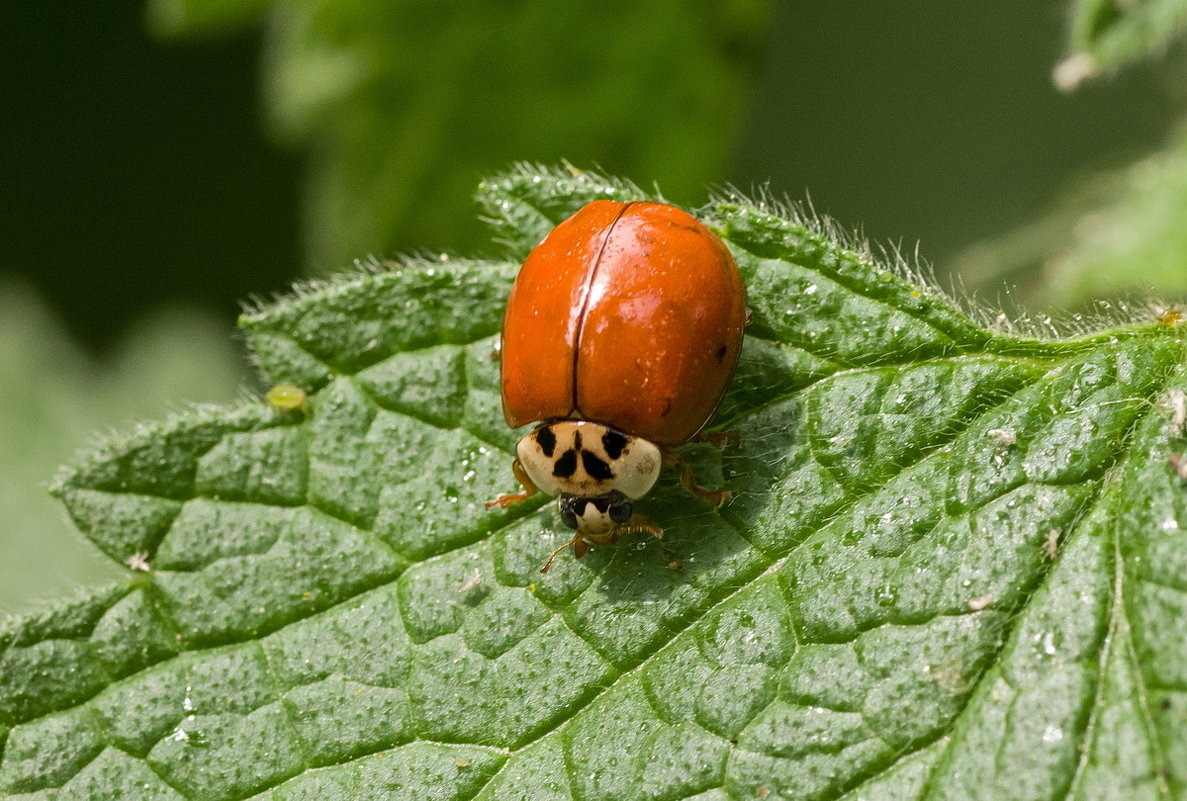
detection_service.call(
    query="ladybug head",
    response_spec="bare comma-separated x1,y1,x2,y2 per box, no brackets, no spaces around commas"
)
558,490,633,542
538,489,666,573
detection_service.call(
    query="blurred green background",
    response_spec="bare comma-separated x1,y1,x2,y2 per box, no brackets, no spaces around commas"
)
3,0,1185,611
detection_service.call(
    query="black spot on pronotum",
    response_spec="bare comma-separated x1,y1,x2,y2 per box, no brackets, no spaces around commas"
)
602,430,628,460
573,430,583,451
582,451,614,481
715,344,728,362
535,425,557,457
553,449,578,478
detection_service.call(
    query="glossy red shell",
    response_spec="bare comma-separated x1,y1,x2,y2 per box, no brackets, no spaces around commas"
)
499,200,746,446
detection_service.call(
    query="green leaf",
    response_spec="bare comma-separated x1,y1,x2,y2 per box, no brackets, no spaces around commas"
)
1057,0,1187,86
3,167,1187,800
145,0,770,264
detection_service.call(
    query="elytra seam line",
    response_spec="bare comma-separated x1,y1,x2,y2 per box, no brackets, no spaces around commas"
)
568,201,634,419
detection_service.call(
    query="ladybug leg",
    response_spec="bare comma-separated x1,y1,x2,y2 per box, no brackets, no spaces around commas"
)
485,459,540,509
623,515,664,540
662,449,733,508
540,533,585,574
695,430,740,450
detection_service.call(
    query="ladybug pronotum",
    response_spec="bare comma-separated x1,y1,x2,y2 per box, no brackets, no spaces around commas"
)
486,200,747,571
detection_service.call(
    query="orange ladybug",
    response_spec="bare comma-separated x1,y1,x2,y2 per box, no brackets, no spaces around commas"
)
486,201,746,571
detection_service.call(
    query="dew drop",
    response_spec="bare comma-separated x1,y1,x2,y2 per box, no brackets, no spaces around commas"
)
1042,725,1064,743
1041,631,1057,656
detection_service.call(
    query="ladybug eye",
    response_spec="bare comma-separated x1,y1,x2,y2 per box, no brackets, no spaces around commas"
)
559,500,579,530
609,498,633,524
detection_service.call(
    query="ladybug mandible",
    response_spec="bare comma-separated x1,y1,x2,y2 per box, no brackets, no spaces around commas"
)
485,200,747,571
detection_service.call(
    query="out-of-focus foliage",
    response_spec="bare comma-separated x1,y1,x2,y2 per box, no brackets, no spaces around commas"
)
1060,0,1187,86
0,1,302,351
951,2,1187,313
1044,130,1187,306
0,278,246,612
146,0,771,267
953,127,1187,312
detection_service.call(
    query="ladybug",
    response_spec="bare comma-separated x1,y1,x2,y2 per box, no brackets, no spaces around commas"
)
486,200,747,571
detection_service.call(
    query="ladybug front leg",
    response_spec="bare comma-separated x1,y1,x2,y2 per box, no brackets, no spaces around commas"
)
485,458,540,509
662,449,732,507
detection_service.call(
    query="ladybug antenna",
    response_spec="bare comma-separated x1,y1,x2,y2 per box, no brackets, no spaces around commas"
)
540,538,573,574
539,533,586,573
